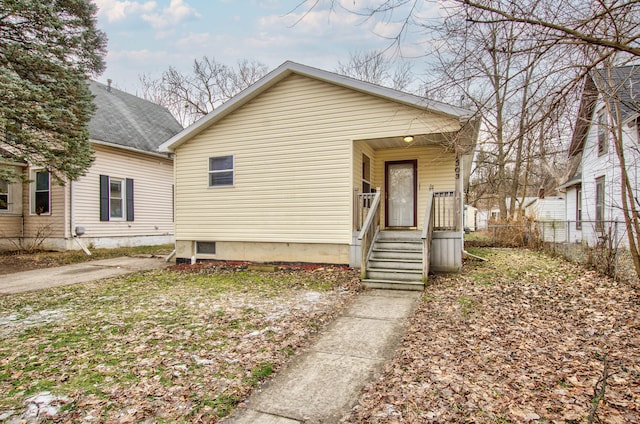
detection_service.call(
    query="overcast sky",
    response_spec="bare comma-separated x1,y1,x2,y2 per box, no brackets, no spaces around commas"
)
93,0,443,94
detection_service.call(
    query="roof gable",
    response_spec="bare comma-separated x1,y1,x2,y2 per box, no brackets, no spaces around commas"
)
159,61,476,153
569,65,640,158
88,80,183,154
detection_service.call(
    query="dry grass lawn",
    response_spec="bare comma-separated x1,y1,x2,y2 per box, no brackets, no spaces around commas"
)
0,264,361,423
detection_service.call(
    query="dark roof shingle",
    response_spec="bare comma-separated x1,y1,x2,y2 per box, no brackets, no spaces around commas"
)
88,80,182,154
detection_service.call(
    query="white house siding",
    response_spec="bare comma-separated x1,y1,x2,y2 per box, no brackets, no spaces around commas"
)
526,198,566,243
71,144,174,248
580,100,639,247
174,74,462,259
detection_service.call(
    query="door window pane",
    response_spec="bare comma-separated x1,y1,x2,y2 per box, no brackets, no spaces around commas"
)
387,162,415,227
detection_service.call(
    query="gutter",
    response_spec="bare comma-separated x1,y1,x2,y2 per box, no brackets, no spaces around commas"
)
91,139,171,159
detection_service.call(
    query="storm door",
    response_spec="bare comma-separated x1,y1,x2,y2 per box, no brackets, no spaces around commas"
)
385,160,417,227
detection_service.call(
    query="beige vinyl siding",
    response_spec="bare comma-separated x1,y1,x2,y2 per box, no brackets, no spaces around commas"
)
22,168,67,239
72,144,174,238
0,216,22,238
375,146,456,230
175,74,462,245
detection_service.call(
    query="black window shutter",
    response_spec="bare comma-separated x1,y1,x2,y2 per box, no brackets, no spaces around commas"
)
126,178,134,221
100,175,109,221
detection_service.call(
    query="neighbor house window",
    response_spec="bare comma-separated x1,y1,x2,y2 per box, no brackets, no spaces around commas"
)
100,175,134,221
31,170,50,215
595,177,605,232
110,178,124,219
0,180,8,210
597,109,608,156
209,156,234,187
576,188,582,230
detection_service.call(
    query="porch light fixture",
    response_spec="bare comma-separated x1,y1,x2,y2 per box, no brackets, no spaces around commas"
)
403,135,414,143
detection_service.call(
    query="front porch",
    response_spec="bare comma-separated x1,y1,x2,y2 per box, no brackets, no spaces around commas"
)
353,189,463,291
349,136,466,290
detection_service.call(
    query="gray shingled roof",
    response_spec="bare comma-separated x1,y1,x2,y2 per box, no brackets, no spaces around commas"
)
593,65,640,123
568,65,640,159
88,80,182,154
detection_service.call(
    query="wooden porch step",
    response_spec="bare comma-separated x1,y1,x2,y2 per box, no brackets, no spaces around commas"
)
368,258,423,270
366,268,423,282
362,279,424,291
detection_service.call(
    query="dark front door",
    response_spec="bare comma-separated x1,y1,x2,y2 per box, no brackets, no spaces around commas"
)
385,160,417,227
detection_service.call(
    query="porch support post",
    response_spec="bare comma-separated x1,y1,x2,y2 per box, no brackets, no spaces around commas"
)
455,154,462,232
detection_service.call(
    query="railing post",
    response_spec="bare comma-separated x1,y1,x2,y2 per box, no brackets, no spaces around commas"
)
358,189,381,280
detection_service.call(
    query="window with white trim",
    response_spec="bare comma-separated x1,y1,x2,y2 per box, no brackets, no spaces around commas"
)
0,180,8,210
595,176,605,232
209,156,234,187
597,109,608,156
576,188,582,230
362,154,372,194
110,178,124,219
100,175,134,221
31,170,50,215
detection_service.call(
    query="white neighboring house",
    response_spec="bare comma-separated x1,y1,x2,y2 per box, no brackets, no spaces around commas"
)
464,204,477,232
524,195,566,242
560,65,640,247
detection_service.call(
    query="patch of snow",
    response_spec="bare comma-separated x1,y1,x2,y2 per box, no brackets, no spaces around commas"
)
304,291,322,303
22,392,70,421
0,309,67,337
192,355,213,365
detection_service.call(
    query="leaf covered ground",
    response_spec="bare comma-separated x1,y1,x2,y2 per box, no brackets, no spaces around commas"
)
343,248,640,423
0,265,361,423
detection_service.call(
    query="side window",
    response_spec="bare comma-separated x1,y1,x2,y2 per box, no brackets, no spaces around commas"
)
209,156,234,187
595,177,605,232
100,175,134,222
362,154,372,194
0,180,8,210
31,170,50,215
576,188,582,230
597,109,608,156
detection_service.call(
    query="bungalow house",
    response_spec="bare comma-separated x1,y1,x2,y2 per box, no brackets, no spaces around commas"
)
0,80,183,251
560,65,640,247
159,61,479,290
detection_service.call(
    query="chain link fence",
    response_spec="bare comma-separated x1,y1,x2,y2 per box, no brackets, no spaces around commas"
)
467,220,638,282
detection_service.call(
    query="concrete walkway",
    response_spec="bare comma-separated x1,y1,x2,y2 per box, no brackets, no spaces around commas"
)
223,289,421,424
0,256,170,294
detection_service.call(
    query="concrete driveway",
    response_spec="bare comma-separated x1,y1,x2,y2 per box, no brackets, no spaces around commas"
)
0,256,171,294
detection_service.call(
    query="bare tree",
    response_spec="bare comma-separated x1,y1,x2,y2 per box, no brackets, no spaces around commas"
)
428,3,581,219
139,57,268,126
336,50,414,92
297,0,638,218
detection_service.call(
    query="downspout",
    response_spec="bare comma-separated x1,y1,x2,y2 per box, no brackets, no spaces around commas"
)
70,180,91,256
